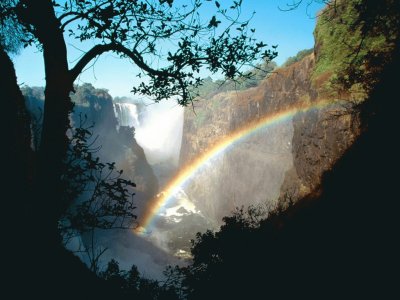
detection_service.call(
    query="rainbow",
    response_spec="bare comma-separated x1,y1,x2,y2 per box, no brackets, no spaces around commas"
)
135,99,335,235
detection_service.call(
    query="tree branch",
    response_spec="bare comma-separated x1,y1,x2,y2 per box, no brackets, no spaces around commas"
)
60,14,82,31
69,43,171,83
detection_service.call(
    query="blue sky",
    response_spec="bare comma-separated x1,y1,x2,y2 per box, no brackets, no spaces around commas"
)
12,0,325,98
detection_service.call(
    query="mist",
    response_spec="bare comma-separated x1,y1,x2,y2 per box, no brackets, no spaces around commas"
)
24,84,296,280
111,91,297,273
96,98,188,277
113,98,184,167
99,98,191,276
134,101,184,167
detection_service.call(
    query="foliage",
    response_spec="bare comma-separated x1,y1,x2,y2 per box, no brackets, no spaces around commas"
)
192,60,277,99
282,48,313,67
19,84,138,274
21,84,141,243
71,83,112,106
99,259,180,299
152,205,272,300
4,1,399,298
313,0,399,98
161,24,400,296
10,0,277,105
60,120,137,240
90,205,272,299
0,0,24,53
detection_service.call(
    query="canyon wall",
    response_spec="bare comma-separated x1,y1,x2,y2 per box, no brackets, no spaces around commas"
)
179,52,360,224
23,84,159,211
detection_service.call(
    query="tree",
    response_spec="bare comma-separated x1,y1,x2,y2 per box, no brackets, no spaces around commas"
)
100,259,126,288
3,0,276,244
59,121,137,273
162,3,400,298
1,0,275,296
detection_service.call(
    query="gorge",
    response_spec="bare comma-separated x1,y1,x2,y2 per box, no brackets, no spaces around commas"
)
4,0,399,298
22,2,378,276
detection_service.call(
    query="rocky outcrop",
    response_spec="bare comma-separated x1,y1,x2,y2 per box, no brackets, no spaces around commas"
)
23,84,159,208
179,52,361,222
72,85,159,207
282,98,359,201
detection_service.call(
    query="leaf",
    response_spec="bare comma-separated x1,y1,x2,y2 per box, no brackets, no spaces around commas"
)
215,1,220,8
208,16,221,28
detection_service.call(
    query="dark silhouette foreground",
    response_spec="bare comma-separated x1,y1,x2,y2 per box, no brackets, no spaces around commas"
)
174,41,400,300
1,1,399,299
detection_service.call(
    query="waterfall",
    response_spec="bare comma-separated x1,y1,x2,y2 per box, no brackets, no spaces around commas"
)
113,101,183,166
113,102,140,128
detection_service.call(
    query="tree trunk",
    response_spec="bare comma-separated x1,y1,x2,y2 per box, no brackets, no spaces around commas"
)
22,0,74,233
1,44,116,298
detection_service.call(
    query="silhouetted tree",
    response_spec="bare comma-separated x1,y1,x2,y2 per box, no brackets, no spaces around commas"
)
96,259,182,299
0,0,24,53
100,259,126,288
2,1,276,297
163,2,400,298
59,120,137,273
61,122,136,234
1,0,276,260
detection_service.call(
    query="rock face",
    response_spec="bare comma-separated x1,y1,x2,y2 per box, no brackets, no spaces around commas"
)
23,84,159,212
282,98,359,201
72,86,160,213
179,53,360,223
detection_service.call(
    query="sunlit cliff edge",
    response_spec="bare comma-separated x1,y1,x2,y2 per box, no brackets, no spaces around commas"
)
179,0,396,215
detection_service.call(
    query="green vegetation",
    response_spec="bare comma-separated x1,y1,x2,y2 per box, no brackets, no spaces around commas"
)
313,2,361,79
3,0,399,298
192,60,277,99
313,0,398,98
282,48,313,67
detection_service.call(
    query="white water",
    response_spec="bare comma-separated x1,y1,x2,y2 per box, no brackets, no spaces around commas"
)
114,101,184,166
111,99,294,277
113,100,200,257
113,102,140,128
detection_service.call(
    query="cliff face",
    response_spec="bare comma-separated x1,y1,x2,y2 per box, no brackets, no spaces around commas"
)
179,51,360,222
72,86,160,206
282,95,359,200
23,84,159,206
